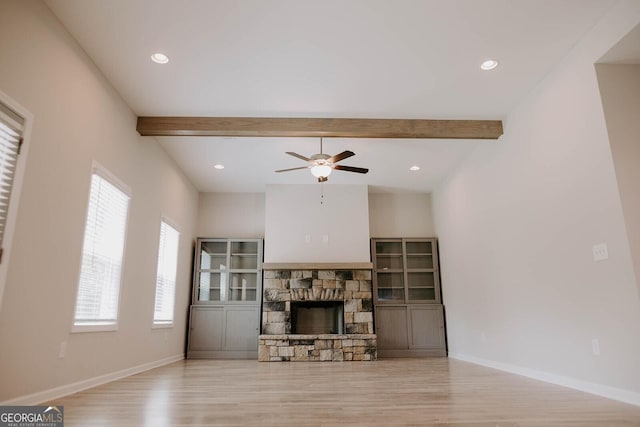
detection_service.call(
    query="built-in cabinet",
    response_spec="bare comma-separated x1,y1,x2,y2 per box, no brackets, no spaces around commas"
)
371,238,446,357
187,238,262,359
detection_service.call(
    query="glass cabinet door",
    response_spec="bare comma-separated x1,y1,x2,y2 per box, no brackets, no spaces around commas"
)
376,272,405,301
374,241,405,302
199,241,228,270
407,272,436,301
229,272,258,301
406,241,434,269
372,238,440,304
197,240,228,302
405,240,438,302
193,238,262,305
197,272,225,301
230,241,258,269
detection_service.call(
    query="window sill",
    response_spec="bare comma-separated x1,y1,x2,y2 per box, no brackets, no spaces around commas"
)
152,322,174,329
72,323,118,333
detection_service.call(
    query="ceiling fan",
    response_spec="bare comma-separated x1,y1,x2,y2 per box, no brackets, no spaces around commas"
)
275,138,369,182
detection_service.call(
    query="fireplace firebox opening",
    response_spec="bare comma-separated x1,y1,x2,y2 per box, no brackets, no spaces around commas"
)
291,301,344,334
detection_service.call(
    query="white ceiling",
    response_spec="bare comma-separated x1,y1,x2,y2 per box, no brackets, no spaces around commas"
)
45,0,619,193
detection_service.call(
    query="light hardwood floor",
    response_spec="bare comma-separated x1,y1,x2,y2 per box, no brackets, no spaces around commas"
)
49,358,640,426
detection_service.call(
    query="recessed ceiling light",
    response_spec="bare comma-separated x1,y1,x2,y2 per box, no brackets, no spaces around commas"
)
480,59,499,71
409,166,420,171
214,164,225,170
151,53,169,64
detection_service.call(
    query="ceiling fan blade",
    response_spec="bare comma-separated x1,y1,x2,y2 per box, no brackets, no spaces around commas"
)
327,150,355,164
334,165,369,174
275,166,309,173
286,152,311,162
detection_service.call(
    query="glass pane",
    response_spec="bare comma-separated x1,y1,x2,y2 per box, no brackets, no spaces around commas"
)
406,241,432,254
407,272,435,287
200,241,228,269
408,288,436,300
375,241,402,254
229,273,258,301
377,288,405,302
231,254,258,269
376,272,404,301
198,272,226,301
407,272,436,301
376,255,403,270
231,241,258,254
406,255,433,269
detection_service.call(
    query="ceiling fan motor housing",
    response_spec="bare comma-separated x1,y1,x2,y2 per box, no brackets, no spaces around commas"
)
310,153,331,162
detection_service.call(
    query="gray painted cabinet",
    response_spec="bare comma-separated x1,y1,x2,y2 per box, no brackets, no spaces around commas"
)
188,305,260,358
371,238,446,357
375,306,409,350
187,238,262,359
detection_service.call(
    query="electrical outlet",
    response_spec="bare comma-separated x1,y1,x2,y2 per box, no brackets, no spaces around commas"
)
592,243,608,261
304,234,311,243
322,235,329,243
591,338,600,356
58,341,67,358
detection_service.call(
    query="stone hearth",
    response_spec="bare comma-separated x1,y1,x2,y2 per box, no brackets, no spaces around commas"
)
259,266,377,362
259,334,377,362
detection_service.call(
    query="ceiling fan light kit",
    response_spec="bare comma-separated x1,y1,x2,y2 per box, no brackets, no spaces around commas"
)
310,163,332,179
275,138,369,182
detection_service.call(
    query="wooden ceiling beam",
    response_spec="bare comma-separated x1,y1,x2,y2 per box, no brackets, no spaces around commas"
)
136,116,503,139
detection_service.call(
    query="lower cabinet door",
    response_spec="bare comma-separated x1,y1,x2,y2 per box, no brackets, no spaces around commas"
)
375,306,409,350
224,306,259,351
189,306,225,351
409,305,445,350
188,305,260,358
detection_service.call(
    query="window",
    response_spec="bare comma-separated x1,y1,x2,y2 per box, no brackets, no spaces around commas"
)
73,165,130,331
153,219,180,326
0,101,24,263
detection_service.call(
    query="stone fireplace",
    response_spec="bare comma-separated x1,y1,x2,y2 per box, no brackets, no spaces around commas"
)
259,263,377,362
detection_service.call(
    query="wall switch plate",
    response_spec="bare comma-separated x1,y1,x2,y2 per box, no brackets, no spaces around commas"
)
322,235,329,243
592,243,609,261
591,338,600,356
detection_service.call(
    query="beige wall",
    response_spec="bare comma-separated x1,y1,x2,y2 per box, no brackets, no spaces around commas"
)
197,191,434,242
369,192,434,238
264,184,370,263
433,2,640,403
596,63,640,295
197,193,265,238
0,1,198,402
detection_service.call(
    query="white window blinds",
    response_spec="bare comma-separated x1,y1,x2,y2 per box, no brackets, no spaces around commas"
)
0,102,24,263
74,169,130,328
153,220,179,325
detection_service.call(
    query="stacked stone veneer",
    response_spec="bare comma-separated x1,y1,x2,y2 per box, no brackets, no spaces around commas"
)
259,334,377,361
259,268,377,362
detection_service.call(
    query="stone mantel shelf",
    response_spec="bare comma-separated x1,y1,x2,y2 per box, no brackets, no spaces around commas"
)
260,334,377,340
262,262,373,270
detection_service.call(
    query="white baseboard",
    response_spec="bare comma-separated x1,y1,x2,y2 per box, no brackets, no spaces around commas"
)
449,352,640,407
1,354,184,406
